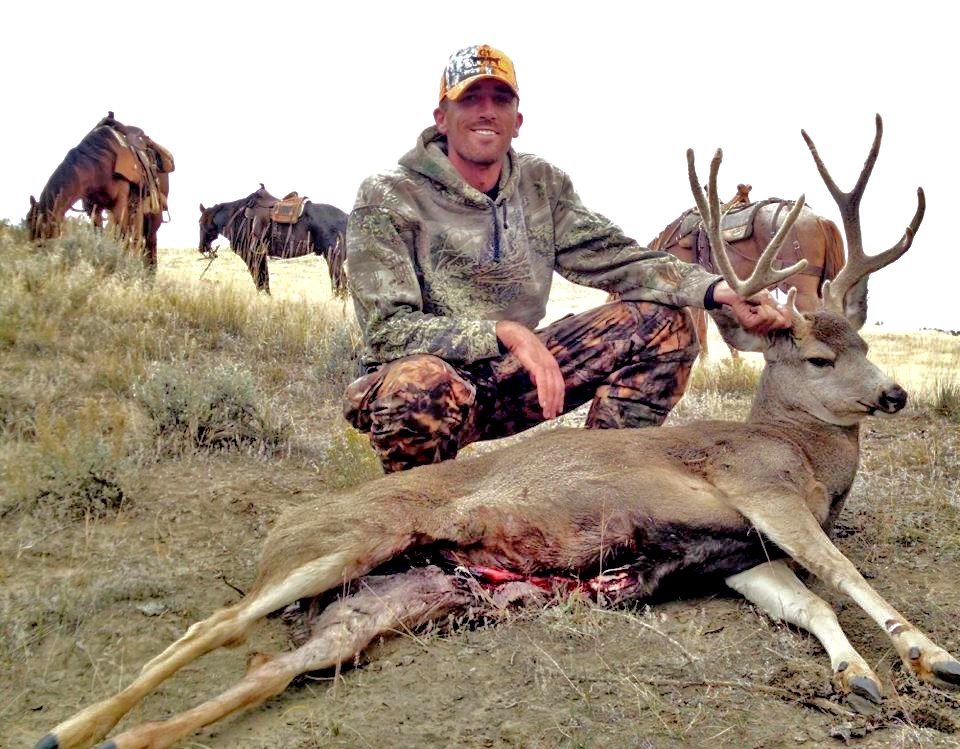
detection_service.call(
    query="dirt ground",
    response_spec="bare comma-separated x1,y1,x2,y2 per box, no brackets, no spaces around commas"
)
3,251,959,749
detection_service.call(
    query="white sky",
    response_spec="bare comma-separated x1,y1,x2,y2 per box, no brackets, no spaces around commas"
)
3,0,956,330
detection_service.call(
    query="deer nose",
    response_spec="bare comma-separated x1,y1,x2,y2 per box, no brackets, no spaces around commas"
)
878,385,908,413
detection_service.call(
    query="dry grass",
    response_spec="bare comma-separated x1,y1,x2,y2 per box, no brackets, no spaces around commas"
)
2,229,959,748
0,225,365,518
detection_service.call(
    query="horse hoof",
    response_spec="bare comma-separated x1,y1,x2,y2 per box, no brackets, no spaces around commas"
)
35,736,59,749
932,660,960,690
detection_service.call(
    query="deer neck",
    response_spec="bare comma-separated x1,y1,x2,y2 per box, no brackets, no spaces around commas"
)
747,372,862,501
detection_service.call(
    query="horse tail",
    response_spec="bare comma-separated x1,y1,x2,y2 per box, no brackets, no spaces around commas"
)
818,217,846,293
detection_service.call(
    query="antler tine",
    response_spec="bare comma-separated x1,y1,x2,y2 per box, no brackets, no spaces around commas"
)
784,286,807,331
803,114,925,313
687,148,808,299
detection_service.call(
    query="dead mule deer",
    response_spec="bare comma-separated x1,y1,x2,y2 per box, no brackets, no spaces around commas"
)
36,115,959,749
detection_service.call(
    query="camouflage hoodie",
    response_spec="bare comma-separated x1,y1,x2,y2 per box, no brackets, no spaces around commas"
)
347,126,719,368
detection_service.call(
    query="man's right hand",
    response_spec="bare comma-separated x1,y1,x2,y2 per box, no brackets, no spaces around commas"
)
495,320,565,419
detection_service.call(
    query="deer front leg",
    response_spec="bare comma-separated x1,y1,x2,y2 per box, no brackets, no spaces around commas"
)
739,494,960,693
726,559,882,712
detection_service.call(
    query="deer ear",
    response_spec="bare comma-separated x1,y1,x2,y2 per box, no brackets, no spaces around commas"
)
842,277,869,331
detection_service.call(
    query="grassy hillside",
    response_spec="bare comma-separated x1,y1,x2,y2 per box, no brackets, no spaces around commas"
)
2,225,959,749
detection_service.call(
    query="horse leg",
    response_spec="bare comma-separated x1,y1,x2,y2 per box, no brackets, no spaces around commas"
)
329,234,347,298
255,246,270,294
74,567,473,749
84,200,104,229
142,213,159,272
106,181,132,242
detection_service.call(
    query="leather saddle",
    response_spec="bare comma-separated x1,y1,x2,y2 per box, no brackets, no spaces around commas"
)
243,186,308,225
650,185,810,283
657,184,758,251
97,112,173,214
241,186,311,255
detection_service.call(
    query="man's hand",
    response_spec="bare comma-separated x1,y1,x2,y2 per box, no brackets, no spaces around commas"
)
496,320,565,419
712,281,792,334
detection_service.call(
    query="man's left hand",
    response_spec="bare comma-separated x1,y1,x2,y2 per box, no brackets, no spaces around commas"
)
712,281,792,334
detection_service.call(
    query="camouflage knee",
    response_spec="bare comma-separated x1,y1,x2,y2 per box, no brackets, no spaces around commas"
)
343,355,476,473
584,305,699,429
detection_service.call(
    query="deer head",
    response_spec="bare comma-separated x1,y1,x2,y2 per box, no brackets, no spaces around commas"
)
689,115,921,427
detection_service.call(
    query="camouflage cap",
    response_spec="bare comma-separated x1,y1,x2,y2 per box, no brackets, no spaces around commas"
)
439,45,519,103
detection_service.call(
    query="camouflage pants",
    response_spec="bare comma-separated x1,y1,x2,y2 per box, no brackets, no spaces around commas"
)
344,301,698,473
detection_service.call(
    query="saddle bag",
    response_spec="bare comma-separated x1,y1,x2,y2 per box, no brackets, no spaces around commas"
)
145,137,175,173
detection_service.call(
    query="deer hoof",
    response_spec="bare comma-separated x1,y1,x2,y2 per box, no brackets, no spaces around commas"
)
34,736,59,749
845,676,883,714
930,660,960,690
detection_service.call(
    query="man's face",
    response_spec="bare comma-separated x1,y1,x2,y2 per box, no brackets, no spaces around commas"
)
434,79,522,170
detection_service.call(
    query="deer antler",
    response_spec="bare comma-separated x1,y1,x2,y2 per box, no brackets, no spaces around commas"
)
687,148,808,300
802,114,925,315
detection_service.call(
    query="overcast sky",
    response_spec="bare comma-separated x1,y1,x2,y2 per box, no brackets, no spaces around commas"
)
3,0,956,330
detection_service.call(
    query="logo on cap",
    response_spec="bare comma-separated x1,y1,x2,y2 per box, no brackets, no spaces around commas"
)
439,45,519,103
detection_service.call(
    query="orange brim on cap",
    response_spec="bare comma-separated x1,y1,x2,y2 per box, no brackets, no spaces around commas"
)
439,45,519,103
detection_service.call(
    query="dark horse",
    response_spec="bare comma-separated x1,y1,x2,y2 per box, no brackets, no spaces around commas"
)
651,185,845,357
27,113,172,268
198,185,348,297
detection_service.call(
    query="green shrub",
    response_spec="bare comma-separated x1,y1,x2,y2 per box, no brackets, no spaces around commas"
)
53,222,137,272
319,422,383,489
926,376,960,422
312,320,362,401
1,429,127,519
136,361,291,454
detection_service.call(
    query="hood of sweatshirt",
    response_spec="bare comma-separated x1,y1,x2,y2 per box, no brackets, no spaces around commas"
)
398,126,520,208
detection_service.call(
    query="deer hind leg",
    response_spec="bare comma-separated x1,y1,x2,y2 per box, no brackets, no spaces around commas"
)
726,559,883,712
87,566,473,749
35,551,355,749
742,498,960,695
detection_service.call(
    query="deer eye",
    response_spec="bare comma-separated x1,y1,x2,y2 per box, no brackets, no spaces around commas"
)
807,357,834,368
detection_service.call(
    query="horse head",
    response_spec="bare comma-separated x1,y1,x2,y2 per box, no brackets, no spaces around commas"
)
198,203,220,257
27,195,58,241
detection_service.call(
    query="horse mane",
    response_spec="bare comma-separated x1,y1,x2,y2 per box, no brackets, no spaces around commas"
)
37,126,119,210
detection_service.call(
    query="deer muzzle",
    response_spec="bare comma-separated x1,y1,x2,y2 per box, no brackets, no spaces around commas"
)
877,384,908,413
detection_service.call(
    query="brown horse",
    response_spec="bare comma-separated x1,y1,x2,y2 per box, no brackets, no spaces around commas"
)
198,185,348,297
652,185,845,357
27,113,171,268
